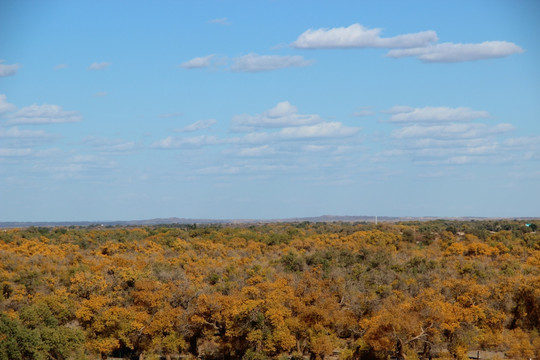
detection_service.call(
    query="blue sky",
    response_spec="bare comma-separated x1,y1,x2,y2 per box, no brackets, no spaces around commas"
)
1,0,539,221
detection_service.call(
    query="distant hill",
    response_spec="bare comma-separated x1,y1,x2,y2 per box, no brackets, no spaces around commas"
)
0,214,521,228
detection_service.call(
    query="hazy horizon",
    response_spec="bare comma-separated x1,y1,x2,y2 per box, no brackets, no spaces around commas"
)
1,1,539,222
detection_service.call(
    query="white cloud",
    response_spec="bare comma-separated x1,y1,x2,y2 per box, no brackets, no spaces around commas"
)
293,24,438,49
208,17,230,25
231,54,313,72
503,136,540,148
0,60,20,77
352,110,375,117
382,105,414,114
232,101,323,131
302,144,330,152
378,103,520,166
237,122,359,144
54,64,68,70
195,165,241,175
8,104,82,125
386,41,524,62
177,119,217,132
0,127,51,139
180,55,215,69
236,145,276,157
0,148,33,157
388,106,489,123
278,122,358,140
292,24,523,63
152,135,221,149
0,94,16,114
402,137,494,149
51,155,118,176
391,123,514,139
82,136,136,153
88,62,112,70
153,103,361,159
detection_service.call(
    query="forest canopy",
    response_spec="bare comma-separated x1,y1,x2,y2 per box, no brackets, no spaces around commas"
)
0,220,539,360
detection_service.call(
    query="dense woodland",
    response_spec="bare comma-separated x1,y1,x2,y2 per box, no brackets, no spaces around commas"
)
0,220,539,360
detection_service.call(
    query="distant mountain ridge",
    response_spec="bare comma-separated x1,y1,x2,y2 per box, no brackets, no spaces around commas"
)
2,214,532,228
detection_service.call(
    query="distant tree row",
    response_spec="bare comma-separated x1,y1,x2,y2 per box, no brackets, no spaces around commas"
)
0,220,539,359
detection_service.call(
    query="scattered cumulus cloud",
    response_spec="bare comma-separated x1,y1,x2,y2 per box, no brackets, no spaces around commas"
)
0,148,33,157
0,94,16,114
382,105,414,114
503,136,540,148
387,106,490,123
391,123,514,139
51,155,119,176
278,122,358,140
207,17,230,25
180,55,215,69
152,102,361,158
231,54,313,72
236,122,359,144
0,126,58,148
236,145,276,157
402,137,497,150
195,165,241,176
231,101,322,131
82,136,137,153
177,119,217,132
0,60,20,77
353,109,375,117
378,104,517,166
152,135,221,149
293,24,438,49
0,127,52,139
8,104,82,125
387,41,524,62
302,144,330,152
88,62,112,70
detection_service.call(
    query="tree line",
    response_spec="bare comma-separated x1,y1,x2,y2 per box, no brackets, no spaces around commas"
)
0,220,539,359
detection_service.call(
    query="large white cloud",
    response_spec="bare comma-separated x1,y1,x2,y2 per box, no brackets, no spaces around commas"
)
388,106,490,123
8,104,82,125
0,60,20,77
231,101,322,131
293,24,438,49
180,55,215,69
231,54,313,72
292,23,523,63
386,41,524,63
